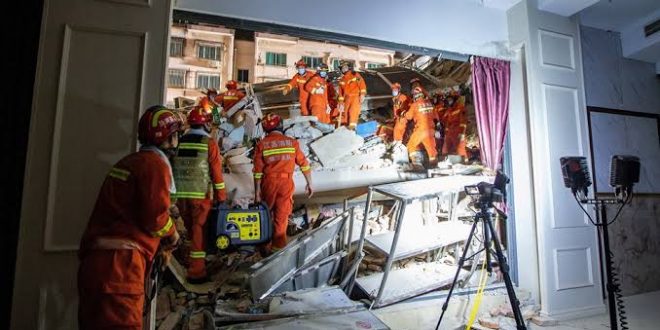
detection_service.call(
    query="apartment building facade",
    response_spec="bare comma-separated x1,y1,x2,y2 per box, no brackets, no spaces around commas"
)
166,24,234,107
166,25,396,106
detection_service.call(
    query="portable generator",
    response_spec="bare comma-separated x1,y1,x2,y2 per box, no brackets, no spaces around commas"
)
209,202,272,251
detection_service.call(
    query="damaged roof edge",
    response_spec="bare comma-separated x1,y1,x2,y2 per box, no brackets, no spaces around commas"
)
172,9,471,63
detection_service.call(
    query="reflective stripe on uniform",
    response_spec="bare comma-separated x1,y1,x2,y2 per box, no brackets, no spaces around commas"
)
418,106,434,113
254,173,263,179
190,251,206,259
214,182,225,190
108,167,130,181
297,79,307,83
151,217,174,237
172,192,207,199
263,147,296,156
223,96,238,100
300,165,311,172
360,89,367,93
178,142,208,151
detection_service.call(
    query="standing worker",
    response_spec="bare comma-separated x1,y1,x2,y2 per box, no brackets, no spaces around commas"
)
337,60,367,129
78,106,182,330
172,106,227,283
391,82,411,144
304,63,333,124
214,80,245,113
405,86,439,167
253,113,313,253
442,92,468,159
283,59,315,116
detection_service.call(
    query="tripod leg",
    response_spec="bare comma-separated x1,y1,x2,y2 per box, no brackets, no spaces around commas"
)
435,220,479,330
485,215,527,330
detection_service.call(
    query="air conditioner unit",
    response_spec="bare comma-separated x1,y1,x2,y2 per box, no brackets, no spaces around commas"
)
209,60,221,68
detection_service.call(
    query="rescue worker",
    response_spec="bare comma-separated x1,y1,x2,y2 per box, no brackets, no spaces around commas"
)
304,63,333,124
442,93,468,158
337,60,367,129
283,60,315,116
214,80,245,112
172,106,227,283
253,113,313,253
409,77,430,99
405,86,439,167
391,82,411,143
78,105,182,330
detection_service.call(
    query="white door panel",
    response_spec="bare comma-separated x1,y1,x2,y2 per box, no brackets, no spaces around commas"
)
12,0,172,328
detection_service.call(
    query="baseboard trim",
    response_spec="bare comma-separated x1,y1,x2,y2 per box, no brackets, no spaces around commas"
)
540,303,606,321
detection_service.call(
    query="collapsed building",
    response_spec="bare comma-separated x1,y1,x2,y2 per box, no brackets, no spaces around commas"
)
150,62,542,330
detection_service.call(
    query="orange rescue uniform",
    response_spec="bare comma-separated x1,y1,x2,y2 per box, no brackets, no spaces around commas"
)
214,88,245,112
304,74,333,124
173,130,226,281
338,71,367,128
78,149,177,330
442,99,468,157
286,71,315,116
253,131,311,250
392,93,411,142
405,97,439,161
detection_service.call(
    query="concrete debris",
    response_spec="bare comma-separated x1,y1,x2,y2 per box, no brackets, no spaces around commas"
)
390,142,409,165
314,121,335,133
531,315,559,327
157,309,183,330
156,288,173,320
478,317,501,329
224,146,248,158
282,115,318,128
310,127,364,166
285,121,323,140
187,311,206,330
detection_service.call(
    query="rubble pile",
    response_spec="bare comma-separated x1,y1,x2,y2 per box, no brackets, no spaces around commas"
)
474,301,556,329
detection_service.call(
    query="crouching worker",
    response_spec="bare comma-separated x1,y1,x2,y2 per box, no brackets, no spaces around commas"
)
172,106,227,283
253,113,313,254
78,106,183,330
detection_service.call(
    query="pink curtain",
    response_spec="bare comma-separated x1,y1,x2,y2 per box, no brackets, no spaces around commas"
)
472,56,510,170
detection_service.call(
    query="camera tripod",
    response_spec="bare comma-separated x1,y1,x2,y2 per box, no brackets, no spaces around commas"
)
435,198,527,330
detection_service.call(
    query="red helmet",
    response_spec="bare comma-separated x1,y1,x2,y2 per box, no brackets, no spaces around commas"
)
226,80,238,90
187,106,212,125
261,113,282,132
138,105,182,145
295,59,307,68
391,82,401,90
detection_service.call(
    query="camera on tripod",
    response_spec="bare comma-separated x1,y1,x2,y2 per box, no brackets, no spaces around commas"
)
464,171,510,206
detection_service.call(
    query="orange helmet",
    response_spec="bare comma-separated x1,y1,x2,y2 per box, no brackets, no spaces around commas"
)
391,82,401,90
295,59,307,68
226,80,238,90
187,106,212,125
138,105,182,146
261,113,282,132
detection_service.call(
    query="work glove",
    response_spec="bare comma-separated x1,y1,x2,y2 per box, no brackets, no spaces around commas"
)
169,204,180,219
282,87,289,96
326,105,332,114
338,103,345,112
305,184,314,198
254,190,261,204
161,230,180,251
360,95,365,103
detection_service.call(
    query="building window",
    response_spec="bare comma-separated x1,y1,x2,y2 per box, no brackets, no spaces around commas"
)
196,73,220,89
237,69,249,83
197,44,221,61
367,63,386,69
169,38,184,57
168,69,186,88
302,56,323,69
265,52,287,66
332,59,355,71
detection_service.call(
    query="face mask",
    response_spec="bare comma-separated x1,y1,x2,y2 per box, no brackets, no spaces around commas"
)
297,68,306,75
319,71,327,78
392,90,399,97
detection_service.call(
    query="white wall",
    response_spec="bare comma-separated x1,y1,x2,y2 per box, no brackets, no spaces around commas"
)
175,0,513,59
581,25,660,114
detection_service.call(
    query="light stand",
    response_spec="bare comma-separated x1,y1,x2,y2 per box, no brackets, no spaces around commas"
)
435,181,527,330
561,155,639,330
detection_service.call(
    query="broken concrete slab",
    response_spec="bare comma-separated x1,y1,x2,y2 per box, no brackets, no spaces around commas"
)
310,127,364,166
156,288,173,320
283,115,318,128
157,309,182,330
531,315,558,327
167,257,220,294
478,316,501,329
